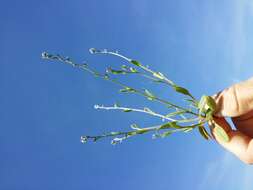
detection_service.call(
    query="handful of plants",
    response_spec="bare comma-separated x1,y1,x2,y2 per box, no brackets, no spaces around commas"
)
42,48,229,145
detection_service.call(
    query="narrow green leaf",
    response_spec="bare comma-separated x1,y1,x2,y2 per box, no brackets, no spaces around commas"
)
165,110,186,118
198,95,208,113
129,67,138,73
153,79,165,84
119,87,136,93
119,89,128,93
198,126,210,140
121,65,128,70
130,60,141,67
107,68,126,75
205,96,216,112
182,127,194,133
213,124,230,142
205,109,213,121
173,85,193,97
123,109,132,112
161,131,173,138
144,89,155,100
153,72,164,80
159,122,181,129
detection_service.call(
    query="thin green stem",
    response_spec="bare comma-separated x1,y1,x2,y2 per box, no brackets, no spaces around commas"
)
81,121,205,144
90,49,175,86
94,104,177,122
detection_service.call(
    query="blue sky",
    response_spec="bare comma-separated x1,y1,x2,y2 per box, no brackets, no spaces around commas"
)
1,0,253,189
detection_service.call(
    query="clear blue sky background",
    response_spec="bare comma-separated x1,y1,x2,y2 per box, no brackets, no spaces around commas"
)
1,0,253,189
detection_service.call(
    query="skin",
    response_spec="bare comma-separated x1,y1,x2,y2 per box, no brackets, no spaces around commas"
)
212,77,253,164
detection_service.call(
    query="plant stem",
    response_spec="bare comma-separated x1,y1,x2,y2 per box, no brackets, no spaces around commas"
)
90,49,175,86
94,104,177,122
81,121,205,143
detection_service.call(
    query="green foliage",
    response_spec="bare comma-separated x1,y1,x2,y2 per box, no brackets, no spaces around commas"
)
198,125,210,140
130,60,141,67
42,48,229,144
119,87,136,93
144,89,156,100
173,85,193,98
213,124,230,142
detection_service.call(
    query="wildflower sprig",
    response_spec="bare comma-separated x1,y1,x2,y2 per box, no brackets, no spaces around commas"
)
42,48,229,144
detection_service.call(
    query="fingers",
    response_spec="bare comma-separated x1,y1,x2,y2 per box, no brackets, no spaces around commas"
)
213,77,253,117
211,117,253,164
232,111,253,138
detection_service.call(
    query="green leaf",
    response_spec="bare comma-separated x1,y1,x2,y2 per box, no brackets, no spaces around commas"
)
165,110,186,118
144,89,155,100
121,65,128,70
153,79,165,84
153,72,164,80
198,95,208,113
159,122,181,129
173,85,193,97
205,96,216,112
129,67,138,73
198,126,210,140
182,127,193,133
213,124,230,142
123,109,132,112
198,95,217,115
161,131,173,138
119,89,128,93
205,109,213,121
119,87,136,93
107,68,126,75
130,60,141,67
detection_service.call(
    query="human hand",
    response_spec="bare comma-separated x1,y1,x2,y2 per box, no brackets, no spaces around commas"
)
212,77,253,164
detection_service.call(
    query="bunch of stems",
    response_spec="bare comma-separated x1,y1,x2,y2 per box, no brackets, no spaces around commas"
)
42,48,228,145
